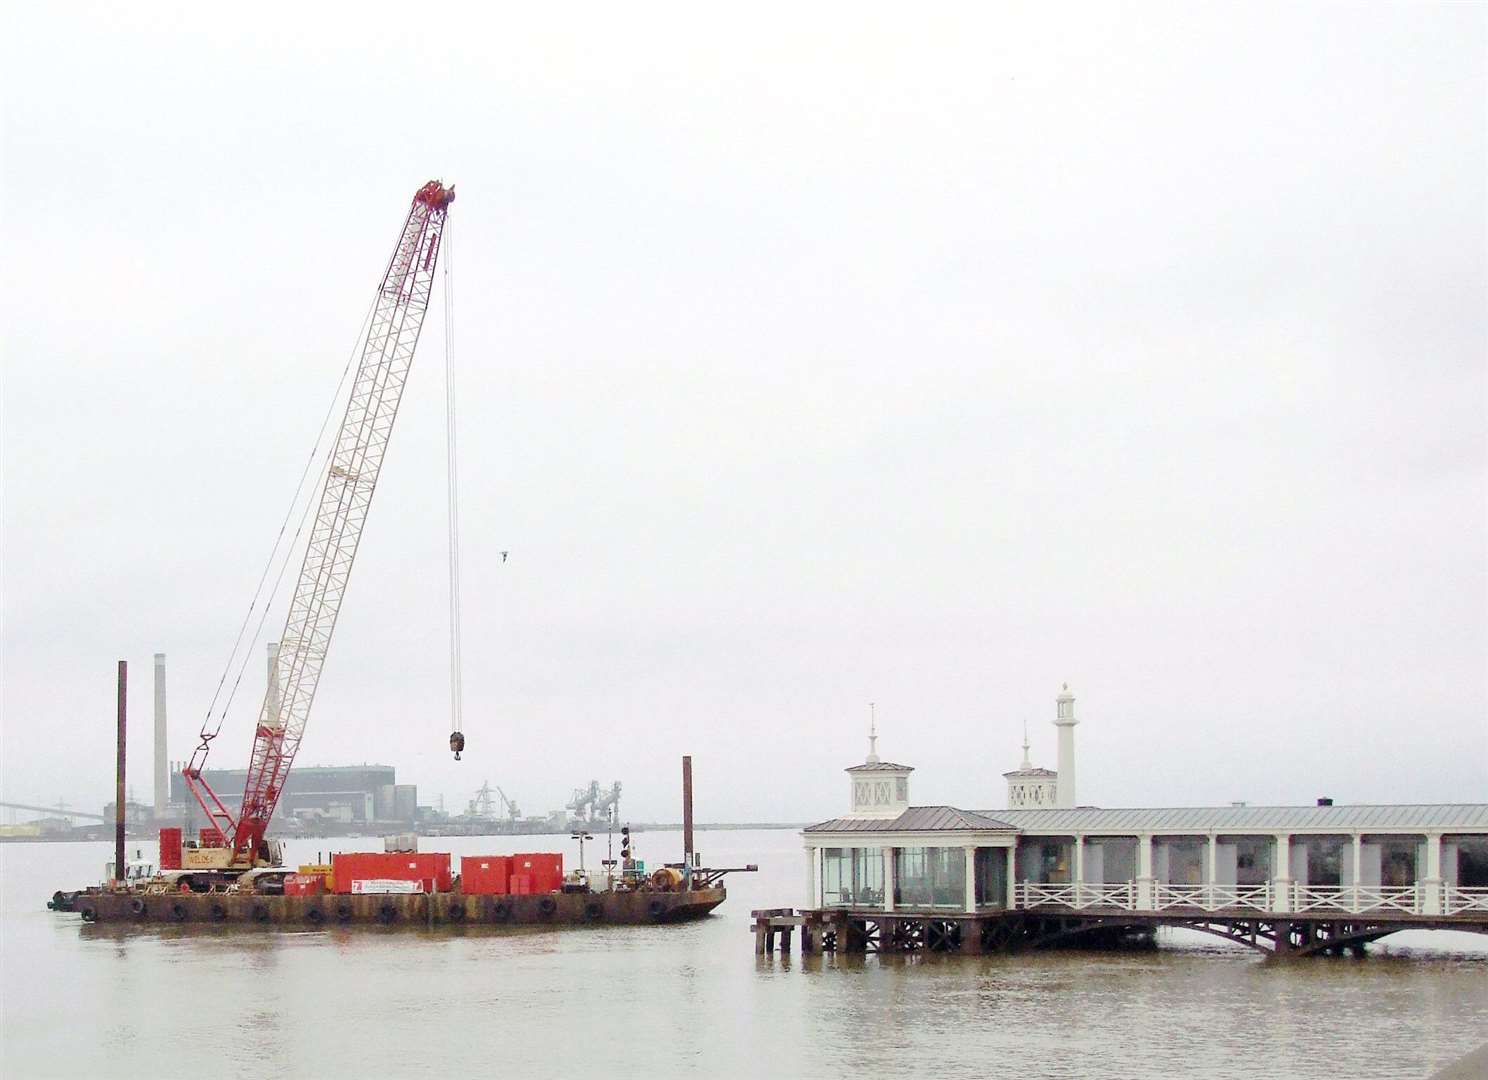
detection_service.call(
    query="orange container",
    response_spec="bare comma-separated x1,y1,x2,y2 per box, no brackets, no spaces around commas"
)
158,827,182,870
331,852,452,894
460,855,511,895
511,853,563,893
283,874,325,897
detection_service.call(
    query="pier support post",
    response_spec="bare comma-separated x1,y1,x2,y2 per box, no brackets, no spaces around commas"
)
964,846,977,914
1136,834,1154,911
1272,834,1293,914
1421,834,1443,916
882,847,895,913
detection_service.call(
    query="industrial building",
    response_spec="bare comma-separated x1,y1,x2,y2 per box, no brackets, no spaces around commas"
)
169,764,416,833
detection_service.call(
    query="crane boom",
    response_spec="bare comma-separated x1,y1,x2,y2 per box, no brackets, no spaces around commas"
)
184,180,455,865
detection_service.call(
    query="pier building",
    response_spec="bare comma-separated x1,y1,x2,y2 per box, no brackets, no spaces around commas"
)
763,688,1488,957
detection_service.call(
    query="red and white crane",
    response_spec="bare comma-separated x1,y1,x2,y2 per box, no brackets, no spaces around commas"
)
183,180,456,869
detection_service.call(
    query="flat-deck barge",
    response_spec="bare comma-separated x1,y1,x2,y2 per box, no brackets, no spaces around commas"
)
51,885,725,927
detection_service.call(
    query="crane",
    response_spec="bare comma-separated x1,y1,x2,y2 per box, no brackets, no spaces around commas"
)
183,180,456,869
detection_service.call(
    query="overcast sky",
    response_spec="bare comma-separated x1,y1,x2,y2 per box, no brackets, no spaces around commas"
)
2,3,1484,825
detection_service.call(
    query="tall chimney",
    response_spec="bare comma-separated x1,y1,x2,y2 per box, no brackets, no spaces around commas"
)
153,653,168,816
1054,683,1078,809
266,642,282,723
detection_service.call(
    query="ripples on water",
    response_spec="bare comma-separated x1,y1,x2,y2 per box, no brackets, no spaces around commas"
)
4,830,1485,1079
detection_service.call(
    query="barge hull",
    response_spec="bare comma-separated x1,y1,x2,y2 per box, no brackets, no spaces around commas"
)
57,886,725,927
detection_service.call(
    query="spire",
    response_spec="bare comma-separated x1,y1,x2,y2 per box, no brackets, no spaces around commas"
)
867,702,879,764
1020,718,1031,769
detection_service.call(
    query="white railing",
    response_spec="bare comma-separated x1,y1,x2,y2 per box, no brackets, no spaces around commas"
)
1016,882,1079,908
1290,886,1352,913
1205,884,1272,911
1348,885,1419,914
1076,882,1136,909
1152,884,1209,911
1445,887,1488,915
1291,885,1420,914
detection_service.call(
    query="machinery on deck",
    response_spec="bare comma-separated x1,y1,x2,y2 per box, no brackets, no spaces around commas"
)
180,180,456,873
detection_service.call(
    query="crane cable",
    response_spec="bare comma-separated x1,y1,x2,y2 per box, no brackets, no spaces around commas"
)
196,294,377,747
445,220,466,759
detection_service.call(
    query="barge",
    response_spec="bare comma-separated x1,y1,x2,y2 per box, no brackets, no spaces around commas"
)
50,883,726,927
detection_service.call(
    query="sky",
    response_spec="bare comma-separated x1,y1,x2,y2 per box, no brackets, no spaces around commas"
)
2,3,1484,824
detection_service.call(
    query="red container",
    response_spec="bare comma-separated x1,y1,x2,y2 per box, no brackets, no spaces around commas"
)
199,826,225,847
283,874,325,897
511,852,563,893
460,855,511,895
331,851,452,894
158,827,182,870
509,874,532,895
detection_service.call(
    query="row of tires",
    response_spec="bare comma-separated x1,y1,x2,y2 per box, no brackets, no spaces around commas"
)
75,896,671,924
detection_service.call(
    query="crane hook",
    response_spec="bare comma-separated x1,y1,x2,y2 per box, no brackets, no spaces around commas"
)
449,731,465,761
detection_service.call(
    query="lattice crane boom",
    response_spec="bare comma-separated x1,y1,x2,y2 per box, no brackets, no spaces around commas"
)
184,180,455,865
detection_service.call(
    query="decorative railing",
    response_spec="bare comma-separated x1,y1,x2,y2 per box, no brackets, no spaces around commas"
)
1289,885,1419,914
1444,887,1488,915
1348,886,1420,915
1013,881,1450,916
1015,882,1079,908
1076,882,1136,909
1152,884,1209,911
1205,884,1271,911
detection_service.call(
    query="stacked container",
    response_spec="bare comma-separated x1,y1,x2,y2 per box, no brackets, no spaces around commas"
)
510,852,563,893
460,855,511,895
158,827,182,871
331,851,452,894
283,874,325,896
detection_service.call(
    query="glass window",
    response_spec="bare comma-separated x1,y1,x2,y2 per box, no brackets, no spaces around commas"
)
894,847,966,908
822,847,884,907
975,847,1007,908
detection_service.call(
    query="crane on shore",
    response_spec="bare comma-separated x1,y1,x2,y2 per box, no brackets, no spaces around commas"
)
182,180,456,870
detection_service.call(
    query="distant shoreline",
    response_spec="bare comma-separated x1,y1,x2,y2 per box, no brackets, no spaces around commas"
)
0,822,807,845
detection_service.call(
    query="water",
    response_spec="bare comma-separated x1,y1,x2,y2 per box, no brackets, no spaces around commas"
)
4,829,1486,1079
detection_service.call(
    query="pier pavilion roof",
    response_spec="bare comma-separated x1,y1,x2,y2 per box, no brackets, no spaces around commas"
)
977,804,1488,833
806,806,1017,833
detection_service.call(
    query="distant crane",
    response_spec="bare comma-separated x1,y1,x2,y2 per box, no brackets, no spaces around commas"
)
468,781,520,822
182,180,456,870
566,780,621,824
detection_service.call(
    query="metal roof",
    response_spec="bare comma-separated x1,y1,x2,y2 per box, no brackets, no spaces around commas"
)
844,761,915,773
1002,767,1057,778
975,804,1488,833
806,806,1017,833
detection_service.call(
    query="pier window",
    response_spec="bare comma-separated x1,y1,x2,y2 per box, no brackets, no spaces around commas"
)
1084,837,1136,884
974,847,1008,908
1232,838,1271,886
1155,838,1206,884
822,847,884,907
894,846,965,908
1299,836,1347,887
1453,838,1488,887
1378,839,1418,887
1016,838,1073,883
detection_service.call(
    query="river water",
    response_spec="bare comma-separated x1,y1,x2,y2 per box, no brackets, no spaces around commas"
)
3,828,1486,1079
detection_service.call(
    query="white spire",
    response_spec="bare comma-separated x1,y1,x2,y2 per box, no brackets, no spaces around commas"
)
867,702,879,764
1020,718,1031,769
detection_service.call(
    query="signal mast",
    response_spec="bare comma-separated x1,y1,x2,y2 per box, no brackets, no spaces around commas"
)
183,180,456,870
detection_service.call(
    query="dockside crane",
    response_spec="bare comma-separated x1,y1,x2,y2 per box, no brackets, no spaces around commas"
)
182,180,456,870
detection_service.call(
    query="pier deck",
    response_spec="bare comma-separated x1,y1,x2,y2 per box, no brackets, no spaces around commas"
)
753,903,1488,958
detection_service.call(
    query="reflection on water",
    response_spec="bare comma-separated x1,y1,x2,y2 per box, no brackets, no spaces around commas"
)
4,831,1486,1079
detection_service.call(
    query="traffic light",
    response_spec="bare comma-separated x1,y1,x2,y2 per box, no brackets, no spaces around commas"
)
621,825,631,861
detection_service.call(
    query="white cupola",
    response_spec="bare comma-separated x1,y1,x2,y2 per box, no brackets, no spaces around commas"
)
1003,719,1059,808
845,708,912,818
